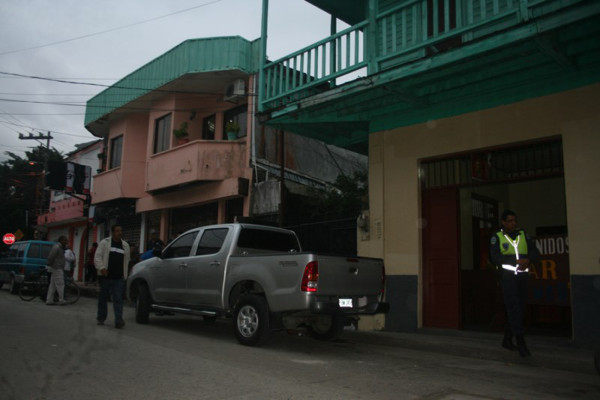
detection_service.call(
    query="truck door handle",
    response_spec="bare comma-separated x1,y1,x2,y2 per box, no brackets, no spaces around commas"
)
210,261,220,267
179,263,187,268
349,266,359,275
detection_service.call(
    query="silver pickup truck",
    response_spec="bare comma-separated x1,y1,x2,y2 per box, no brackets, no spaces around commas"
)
127,223,388,346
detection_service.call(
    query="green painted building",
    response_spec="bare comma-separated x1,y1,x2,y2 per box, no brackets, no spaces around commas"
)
259,0,600,346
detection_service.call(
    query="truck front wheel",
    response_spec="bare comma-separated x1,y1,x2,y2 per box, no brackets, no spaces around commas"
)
135,284,151,324
308,315,345,341
233,295,271,346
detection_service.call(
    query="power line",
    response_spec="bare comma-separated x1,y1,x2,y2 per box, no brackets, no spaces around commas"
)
0,71,257,98
0,0,223,56
0,92,98,97
0,120,94,138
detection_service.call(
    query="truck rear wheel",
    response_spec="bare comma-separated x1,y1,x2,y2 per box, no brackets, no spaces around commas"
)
308,315,345,341
233,295,271,346
135,284,151,324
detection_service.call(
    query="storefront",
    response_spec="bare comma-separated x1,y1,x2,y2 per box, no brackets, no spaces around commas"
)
361,84,600,346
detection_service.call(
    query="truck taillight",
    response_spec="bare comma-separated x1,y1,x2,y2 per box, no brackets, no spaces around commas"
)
301,261,319,292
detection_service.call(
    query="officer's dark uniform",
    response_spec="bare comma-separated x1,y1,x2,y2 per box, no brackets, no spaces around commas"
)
489,227,539,356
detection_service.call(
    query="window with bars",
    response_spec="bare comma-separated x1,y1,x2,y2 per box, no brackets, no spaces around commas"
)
420,140,563,189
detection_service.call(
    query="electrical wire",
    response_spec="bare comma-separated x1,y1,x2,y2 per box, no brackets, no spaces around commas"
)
0,0,223,56
0,71,258,98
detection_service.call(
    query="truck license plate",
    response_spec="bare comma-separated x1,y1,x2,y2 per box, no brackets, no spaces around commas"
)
339,298,353,308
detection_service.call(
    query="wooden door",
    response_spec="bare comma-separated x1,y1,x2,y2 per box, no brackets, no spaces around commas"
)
422,187,461,328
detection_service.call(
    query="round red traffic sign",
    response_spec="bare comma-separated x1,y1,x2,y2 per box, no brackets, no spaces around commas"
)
3,233,15,245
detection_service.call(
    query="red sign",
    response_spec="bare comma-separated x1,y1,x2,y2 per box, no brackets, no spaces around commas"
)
3,233,15,245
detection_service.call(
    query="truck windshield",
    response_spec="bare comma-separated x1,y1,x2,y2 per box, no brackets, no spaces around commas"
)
237,228,300,253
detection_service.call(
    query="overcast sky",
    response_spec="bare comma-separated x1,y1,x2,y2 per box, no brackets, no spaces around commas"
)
0,0,339,162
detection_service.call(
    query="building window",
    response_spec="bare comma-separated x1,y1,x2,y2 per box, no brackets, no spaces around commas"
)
223,105,247,139
154,113,172,154
202,114,215,140
110,135,123,169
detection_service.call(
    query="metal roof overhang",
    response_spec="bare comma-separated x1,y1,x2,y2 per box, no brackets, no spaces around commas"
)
85,36,260,137
265,10,600,156
85,69,249,137
305,0,366,26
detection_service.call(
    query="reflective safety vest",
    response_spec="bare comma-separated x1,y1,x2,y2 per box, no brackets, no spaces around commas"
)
496,230,528,256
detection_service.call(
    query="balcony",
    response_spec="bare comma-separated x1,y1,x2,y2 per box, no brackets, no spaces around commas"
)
92,160,146,204
259,0,600,152
145,140,247,193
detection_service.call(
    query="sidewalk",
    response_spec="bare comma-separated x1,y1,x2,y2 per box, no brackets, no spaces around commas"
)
78,281,100,298
76,282,598,376
344,328,599,376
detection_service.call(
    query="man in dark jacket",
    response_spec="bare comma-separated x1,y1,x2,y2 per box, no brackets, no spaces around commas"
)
489,210,539,357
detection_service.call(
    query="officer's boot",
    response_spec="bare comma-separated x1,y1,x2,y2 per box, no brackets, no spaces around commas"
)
502,329,518,351
516,335,531,357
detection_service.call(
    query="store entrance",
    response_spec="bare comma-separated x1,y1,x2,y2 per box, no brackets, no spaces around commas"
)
421,138,571,336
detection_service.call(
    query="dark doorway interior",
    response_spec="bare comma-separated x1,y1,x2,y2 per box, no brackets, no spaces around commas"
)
421,138,571,336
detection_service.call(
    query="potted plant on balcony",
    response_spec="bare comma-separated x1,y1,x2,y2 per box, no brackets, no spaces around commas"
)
225,120,240,140
173,121,189,144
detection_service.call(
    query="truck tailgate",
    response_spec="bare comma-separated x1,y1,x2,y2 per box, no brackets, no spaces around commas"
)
315,255,383,296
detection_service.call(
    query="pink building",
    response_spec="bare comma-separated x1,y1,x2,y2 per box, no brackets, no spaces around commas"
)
85,36,367,252
36,140,103,281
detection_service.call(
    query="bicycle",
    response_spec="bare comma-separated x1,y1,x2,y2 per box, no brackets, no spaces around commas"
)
19,267,81,304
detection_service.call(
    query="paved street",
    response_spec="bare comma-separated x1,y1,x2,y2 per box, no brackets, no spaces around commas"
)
1,288,598,400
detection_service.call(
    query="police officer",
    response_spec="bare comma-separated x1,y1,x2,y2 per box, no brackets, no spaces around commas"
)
489,210,539,357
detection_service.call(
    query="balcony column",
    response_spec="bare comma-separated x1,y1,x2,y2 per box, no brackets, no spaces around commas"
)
160,210,169,243
330,14,337,86
216,112,225,140
366,0,379,74
140,212,148,251
258,0,269,112
218,199,226,224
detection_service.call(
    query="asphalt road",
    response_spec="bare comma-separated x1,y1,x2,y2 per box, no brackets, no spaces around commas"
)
1,287,598,400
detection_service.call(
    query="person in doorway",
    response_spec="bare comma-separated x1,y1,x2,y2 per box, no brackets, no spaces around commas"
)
46,236,68,305
146,229,165,255
95,225,130,329
86,242,98,284
489,210,539,357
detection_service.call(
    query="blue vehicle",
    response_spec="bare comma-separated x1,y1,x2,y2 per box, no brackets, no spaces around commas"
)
0,240,55,294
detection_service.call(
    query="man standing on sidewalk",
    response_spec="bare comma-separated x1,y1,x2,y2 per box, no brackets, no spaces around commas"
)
46,236,68,305
489,210,539,357
95,224,130,329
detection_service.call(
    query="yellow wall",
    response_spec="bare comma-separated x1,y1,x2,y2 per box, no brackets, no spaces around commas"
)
360,83,600,326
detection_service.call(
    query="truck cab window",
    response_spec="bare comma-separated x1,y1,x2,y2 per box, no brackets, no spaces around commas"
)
41,245,53,259
196,228,228,256
237,228,300,253
162,232,197,259
26,244,41,258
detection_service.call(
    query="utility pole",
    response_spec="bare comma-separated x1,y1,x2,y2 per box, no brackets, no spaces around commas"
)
18,131,53,215
279,129,285,227
19,131,53,149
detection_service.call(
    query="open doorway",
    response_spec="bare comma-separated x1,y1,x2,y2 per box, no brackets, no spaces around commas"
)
421,138,571,336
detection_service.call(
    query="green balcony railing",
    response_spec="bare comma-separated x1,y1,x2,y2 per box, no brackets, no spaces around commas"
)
260,0,587,112
262,21,368,110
